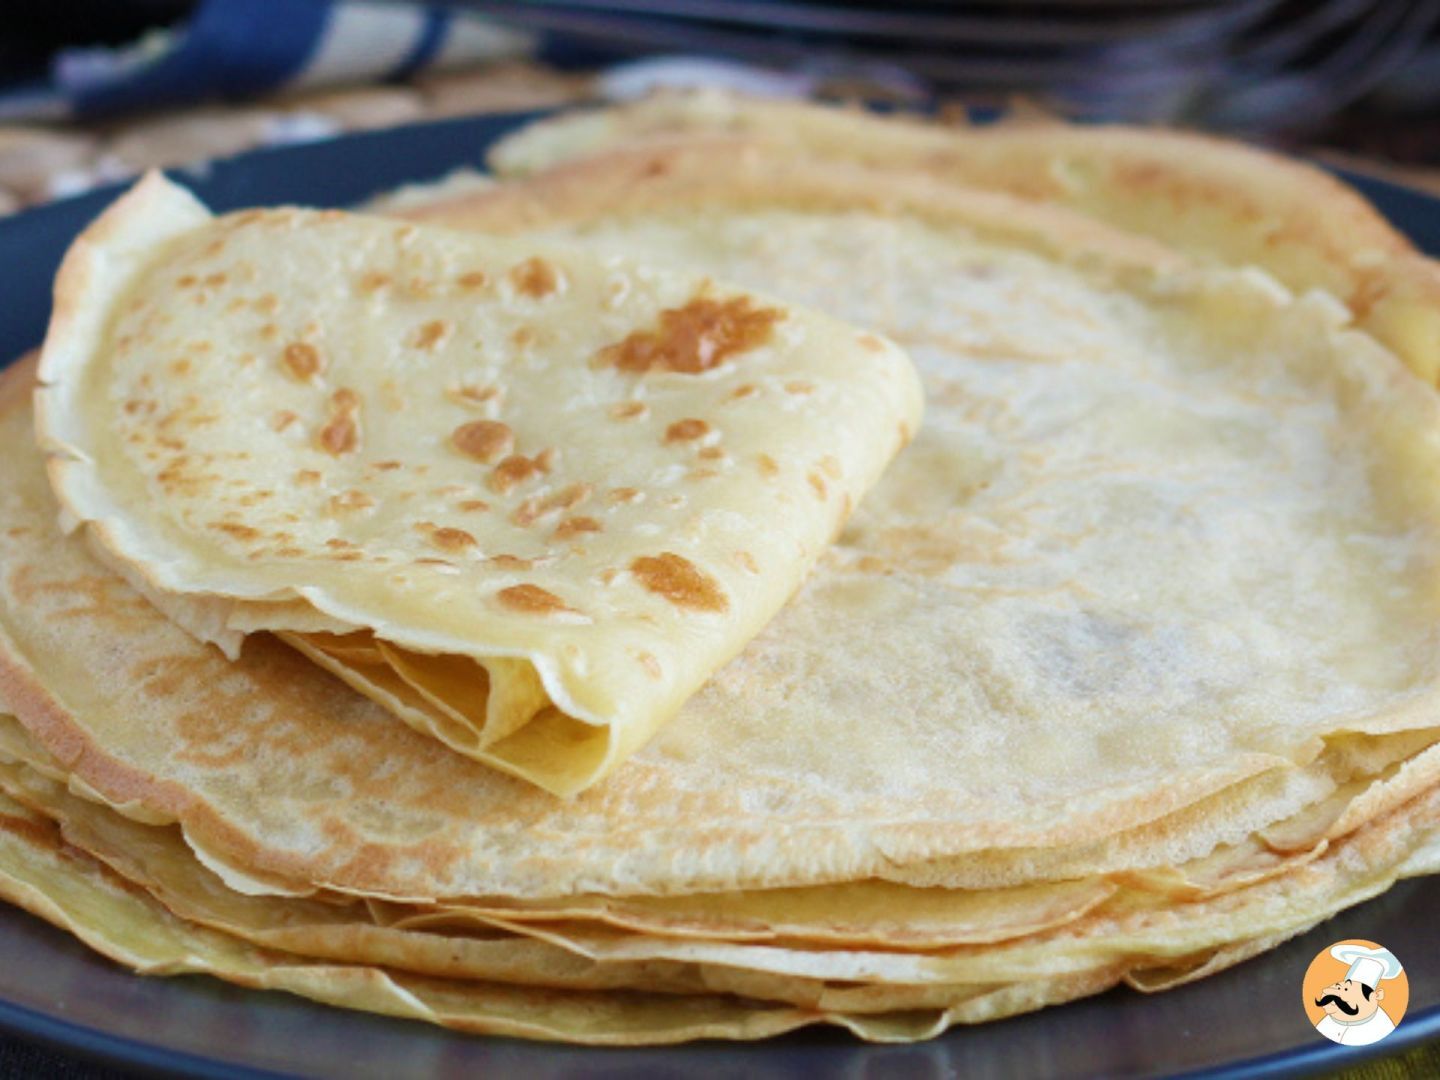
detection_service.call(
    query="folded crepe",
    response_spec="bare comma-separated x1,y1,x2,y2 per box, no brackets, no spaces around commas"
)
7,145,1440,908
33,173,923,795
5,116,1440,1043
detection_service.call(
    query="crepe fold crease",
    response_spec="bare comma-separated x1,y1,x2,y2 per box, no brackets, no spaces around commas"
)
33,172,923,795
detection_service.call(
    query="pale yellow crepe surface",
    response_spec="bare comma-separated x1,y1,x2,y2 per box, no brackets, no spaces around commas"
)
0,113,1438,1045
486,91,1440,383
3,333,1440,1036
0,758,1434,1042
7,164,1440,904
0,701,1436,1034
34,173,922,795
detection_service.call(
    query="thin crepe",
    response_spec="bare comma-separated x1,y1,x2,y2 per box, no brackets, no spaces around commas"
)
0,765,1434,1041
486,91,1440,382
34,173,922,795
0,792,1140,1043
8,147,1440,903
0,710,1437,1025
4,696,1435,960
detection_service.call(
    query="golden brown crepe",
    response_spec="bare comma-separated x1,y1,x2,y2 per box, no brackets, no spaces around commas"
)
35,172,921,795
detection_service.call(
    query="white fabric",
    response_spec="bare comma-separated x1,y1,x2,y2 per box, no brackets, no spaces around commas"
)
1331,943,1404,987
288,3,421,90
1315,1008,1396,1046
1345,955,1386,989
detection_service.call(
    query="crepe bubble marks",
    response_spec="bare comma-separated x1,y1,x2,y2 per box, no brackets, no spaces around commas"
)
34,172,923,796
1303,940,1408,1046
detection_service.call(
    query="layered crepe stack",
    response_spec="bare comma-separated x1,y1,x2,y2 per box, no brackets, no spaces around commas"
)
0,95,1438,1043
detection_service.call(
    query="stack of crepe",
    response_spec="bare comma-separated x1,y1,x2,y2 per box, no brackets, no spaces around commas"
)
0,93,1438,1044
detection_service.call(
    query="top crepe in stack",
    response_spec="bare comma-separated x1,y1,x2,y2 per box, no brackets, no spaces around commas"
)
34,173,922,795
0,100,1438,1042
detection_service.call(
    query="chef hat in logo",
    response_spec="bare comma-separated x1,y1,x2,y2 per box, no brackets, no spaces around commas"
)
1330,944,1403,989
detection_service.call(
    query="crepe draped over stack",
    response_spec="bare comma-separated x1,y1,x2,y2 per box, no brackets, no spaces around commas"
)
0,93,1437,1043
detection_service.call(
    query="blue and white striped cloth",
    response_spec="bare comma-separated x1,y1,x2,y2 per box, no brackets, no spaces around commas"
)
1,0,535,121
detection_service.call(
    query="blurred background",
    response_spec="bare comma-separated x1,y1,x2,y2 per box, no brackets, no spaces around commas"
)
1,0,1438,213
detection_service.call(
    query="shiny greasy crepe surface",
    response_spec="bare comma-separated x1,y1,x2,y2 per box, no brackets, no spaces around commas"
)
6,149,1440,901
34,173,921,795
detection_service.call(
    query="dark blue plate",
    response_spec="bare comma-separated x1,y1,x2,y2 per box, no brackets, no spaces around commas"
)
0,113,1434,1079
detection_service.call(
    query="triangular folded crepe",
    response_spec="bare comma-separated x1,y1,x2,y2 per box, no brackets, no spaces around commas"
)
5,142,1440,906
34,173,923,794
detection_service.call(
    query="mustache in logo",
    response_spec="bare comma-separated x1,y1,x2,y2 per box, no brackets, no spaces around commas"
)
1315,994,1360,1015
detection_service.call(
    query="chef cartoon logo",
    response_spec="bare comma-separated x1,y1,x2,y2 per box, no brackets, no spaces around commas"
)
1303,939,1408,1047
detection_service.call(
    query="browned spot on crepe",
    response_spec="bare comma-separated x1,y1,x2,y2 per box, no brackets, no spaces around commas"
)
210,522,259,541
429,527,477,552
508,256,562,299
554,516,603,540
281,342,324,381
412,319,452,351
664,418,711,444
609,401,647,421
319,389,361,456
546,483,592,511
487,554,532,570
496,583,572,615
449,384,501,408
596,294,782,375
630,553,728,613
327,489,374,514
489,454,541,494
452,420,514,463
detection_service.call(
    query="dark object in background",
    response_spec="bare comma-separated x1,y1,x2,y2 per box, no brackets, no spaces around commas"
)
450,0,1440,145
4,1,1440,166
0,2,192,81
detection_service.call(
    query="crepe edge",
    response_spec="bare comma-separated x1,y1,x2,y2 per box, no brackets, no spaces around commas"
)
479,92,1440,386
